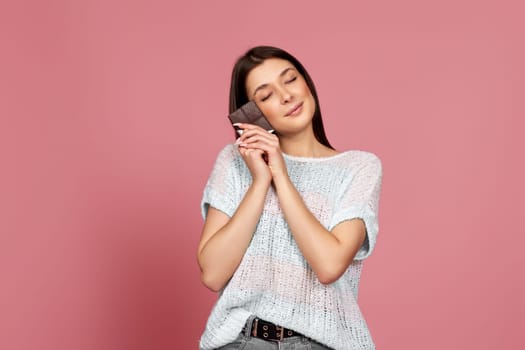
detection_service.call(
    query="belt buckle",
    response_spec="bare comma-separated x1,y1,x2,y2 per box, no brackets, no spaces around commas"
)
252,318,259,337
275,325,284,341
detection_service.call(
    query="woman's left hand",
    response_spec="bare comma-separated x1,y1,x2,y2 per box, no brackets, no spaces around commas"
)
235,123,288,179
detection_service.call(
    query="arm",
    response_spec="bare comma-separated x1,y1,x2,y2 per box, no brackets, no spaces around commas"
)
272,173,367,284
197,147,272,292
236,124,381,285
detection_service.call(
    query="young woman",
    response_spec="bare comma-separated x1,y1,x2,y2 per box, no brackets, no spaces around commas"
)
197,46,383,350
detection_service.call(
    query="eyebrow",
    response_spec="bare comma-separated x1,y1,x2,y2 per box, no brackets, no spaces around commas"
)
252,67,296,98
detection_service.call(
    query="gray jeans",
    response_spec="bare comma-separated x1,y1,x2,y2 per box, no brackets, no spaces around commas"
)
215,316,332,350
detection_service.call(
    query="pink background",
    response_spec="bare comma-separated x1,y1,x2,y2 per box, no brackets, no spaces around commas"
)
1,0,524,349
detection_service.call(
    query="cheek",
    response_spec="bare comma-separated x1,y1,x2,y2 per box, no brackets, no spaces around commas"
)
260,102,282,122
302,86,316,109
299,82,313,99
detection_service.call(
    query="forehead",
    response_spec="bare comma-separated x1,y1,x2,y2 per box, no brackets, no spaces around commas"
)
245,58,295,90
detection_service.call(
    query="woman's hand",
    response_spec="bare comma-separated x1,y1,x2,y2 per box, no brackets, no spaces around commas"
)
237,146,272,185
235,123,288,179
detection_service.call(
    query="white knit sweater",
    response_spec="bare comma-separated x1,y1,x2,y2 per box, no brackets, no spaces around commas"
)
199,144,383,350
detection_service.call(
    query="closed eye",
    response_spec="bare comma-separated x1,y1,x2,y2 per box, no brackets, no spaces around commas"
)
261,92,273,101
285,76,297,84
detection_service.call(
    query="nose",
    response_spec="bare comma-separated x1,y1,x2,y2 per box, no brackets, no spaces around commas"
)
276,85,293,104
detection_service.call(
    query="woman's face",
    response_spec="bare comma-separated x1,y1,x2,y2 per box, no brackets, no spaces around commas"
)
245,58,316,137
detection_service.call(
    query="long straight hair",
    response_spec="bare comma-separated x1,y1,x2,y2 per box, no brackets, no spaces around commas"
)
229,46,334,149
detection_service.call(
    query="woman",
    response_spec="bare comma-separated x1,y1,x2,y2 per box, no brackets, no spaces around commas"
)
197,46,383,350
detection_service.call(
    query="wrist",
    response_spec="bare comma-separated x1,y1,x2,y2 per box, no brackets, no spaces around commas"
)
271,171,292,188
252,176,272,189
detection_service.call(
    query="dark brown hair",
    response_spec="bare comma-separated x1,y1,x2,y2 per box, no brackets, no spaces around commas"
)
229,46,333,149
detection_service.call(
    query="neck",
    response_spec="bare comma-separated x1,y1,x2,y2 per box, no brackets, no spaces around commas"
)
279,128,328,158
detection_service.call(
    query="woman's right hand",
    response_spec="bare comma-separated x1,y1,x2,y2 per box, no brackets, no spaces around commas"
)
198,141,272,292
236,144,272,185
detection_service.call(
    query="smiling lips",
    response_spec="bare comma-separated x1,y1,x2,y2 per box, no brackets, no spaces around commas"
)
285,102,303,117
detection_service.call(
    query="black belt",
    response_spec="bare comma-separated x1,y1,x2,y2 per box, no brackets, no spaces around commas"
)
249,318,302,341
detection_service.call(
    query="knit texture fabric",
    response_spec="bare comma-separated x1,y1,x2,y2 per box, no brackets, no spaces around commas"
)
199,144,383,350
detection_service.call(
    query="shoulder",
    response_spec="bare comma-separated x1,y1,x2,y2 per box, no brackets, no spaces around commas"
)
209,143,246,176
340,150,382,170
333,150,383,184
214,143,241,163
217,143,237,156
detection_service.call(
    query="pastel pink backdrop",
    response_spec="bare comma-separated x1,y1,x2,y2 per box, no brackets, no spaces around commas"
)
1,1,523,349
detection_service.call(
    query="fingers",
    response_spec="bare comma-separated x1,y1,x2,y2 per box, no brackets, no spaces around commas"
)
235,124,278,149
235,123,286,180
234,123,275,140
238,138,274,154
238,146,264,159
233,123,270,132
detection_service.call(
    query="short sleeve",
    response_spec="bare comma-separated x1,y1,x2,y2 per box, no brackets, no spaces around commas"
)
201,144,240,219
329,153,383,261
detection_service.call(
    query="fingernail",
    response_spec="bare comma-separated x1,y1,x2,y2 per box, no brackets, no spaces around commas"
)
233,123,242,126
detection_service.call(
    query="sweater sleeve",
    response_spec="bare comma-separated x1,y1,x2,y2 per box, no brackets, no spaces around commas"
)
329,153,383,261
201,144,240,219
